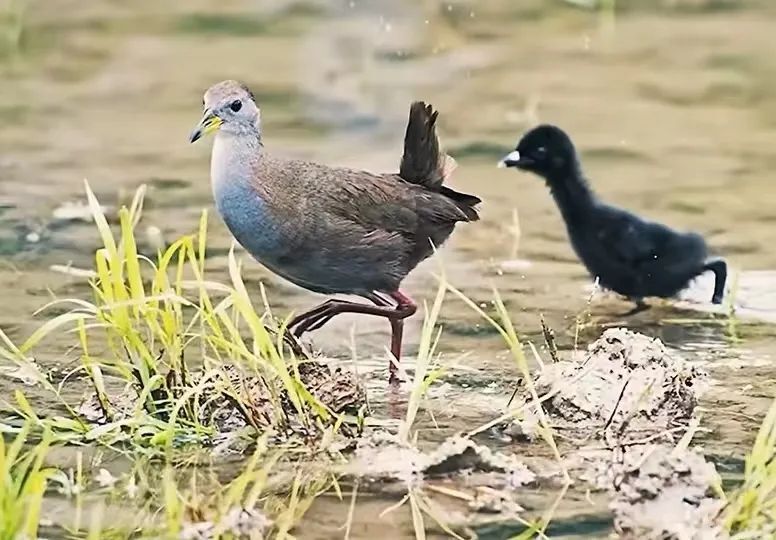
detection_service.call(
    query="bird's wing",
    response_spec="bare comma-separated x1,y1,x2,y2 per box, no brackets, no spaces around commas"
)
293,161,475,235
597,208,674,267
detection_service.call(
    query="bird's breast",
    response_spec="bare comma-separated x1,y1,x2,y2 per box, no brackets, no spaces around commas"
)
212,174,288,263
209,135,292,264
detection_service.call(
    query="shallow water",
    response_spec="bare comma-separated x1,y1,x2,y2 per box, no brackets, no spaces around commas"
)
2,0,776,537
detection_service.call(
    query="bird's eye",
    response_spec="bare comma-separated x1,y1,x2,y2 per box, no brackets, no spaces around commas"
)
535,146,548,158
230,100,242,112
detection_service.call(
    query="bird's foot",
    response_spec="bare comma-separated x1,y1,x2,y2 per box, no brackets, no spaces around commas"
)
387,368,404,386
620,299,650,317
280,328,310,358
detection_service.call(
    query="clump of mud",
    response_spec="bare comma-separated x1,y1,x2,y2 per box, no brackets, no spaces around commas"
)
180,507,271,540
424,435,536,487
512,328,708,441
348,432,534,524
347,432,534,524
351,432,535,486
579,443,725,540
78,357,365,441
518,329,727,539
205,361,364,432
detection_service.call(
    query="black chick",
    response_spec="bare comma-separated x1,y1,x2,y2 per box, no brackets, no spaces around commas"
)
498,124,727,313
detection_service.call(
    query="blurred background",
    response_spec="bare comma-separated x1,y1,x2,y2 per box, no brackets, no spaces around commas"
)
3,1,776,336
2,0,776,523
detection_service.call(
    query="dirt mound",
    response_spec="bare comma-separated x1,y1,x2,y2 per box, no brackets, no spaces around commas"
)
513,328,708,442
350,433,535,486
580,443,725,540
78,359,365,441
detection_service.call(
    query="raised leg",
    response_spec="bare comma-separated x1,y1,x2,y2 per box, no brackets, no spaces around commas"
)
300,313,337,334
703,258,727,304
287,298,357,335
291,294,415,333
289,292,402,335
285,290,417,382
302,292,394,333
281,300,344,357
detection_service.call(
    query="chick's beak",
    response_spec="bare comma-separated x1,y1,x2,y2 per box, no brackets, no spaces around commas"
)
189,111,222,143
497,150,525,169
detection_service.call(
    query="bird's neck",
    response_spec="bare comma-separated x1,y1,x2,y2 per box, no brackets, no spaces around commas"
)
211,130,263,195
546,164,597,225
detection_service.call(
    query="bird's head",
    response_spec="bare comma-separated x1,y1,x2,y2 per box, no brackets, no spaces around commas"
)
498,124,577,180
189,80,260,143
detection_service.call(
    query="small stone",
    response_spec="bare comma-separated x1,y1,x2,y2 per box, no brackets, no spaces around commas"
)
95,468,118,488
145,225,166,252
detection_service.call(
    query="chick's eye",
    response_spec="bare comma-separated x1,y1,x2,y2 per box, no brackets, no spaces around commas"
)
230,100,242,112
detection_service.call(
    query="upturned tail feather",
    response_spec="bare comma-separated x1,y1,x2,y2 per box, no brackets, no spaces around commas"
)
400,101,481,221
400,102,443,187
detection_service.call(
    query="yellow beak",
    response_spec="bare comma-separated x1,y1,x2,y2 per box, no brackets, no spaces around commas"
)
189,111,222,143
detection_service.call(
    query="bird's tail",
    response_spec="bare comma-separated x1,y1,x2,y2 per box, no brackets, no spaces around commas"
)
400,101,481,220
399,101,453,189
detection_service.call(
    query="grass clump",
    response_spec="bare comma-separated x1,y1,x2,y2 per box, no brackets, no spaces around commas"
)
155,434,330,539
30,433,335,538
723,393,776,538
0,181,363,453
0,424,56,539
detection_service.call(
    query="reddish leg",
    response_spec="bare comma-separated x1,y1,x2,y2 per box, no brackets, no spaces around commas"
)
388,319,403,381
287,298,359,336
385,291,416,383
290,292,392,335
285,290,417,382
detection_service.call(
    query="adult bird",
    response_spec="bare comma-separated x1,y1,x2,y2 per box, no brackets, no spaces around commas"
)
498,124,726,314
190,80,480,380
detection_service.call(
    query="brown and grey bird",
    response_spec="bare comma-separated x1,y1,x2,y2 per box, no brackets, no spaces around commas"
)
190,80,480,381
